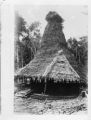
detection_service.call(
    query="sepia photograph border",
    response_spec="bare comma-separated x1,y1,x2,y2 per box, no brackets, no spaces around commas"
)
0,0,90,120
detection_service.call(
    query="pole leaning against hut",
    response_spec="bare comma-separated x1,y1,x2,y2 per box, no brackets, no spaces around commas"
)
15,11,81,97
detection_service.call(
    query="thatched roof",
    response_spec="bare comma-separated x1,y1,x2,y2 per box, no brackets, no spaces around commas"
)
16,49,80,82
15,49,59,77
15,11,80,82
43,50,80,81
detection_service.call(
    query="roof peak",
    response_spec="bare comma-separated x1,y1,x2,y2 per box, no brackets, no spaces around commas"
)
46,11,64,23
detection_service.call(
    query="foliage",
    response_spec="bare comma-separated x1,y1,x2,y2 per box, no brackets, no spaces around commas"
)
15,12,27,36
67,36,88,66
67,36,88,85
15,13,41,71
28,21,41,51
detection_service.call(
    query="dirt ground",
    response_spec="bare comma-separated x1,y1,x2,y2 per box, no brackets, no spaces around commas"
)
14,88,87,115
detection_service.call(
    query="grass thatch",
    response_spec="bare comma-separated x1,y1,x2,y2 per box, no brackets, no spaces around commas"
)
15,11,81,83
46,11,64,23
43,50,80,81
15,48,80,82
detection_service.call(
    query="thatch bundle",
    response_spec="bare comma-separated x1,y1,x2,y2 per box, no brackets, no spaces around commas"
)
46,11,64,23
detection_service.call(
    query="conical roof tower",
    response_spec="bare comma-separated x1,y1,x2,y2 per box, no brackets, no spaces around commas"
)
41,11,66,50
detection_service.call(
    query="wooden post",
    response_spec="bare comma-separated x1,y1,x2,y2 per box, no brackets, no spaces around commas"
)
44,77,47,94
17,77,19,83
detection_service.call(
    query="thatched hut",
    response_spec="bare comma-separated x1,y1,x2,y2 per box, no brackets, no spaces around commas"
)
15,11,82,96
